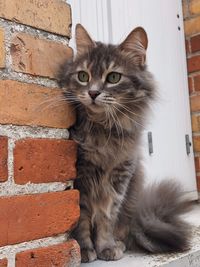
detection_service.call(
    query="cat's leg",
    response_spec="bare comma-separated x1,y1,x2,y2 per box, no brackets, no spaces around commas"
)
95,162,133,261
73,160,100,263
96,218,125,261
95,210,126,261
73,204,97,263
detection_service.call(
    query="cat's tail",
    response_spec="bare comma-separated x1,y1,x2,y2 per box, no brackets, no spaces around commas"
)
131,180,193,253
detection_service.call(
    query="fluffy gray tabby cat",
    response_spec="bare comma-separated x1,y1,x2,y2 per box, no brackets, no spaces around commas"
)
59,24,191,263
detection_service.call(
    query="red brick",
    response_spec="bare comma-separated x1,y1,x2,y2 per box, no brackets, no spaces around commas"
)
0,191,79,246
0,28,5,68
193,136,200,152
14,139,77,184
184,16,200,36
188,76,193,93
194,74,200,91
189,0,200,15
183,0,189,19
195,157,200,172
190,95,200,112
197,175,200,192
0,258,7,267
185,39,190,54
16,240,80,267
0,0,71,36
187,55,200,73
191,34,200,53
192,114,200,132
11,33,73,79
0,136,8,182
0,80,75,129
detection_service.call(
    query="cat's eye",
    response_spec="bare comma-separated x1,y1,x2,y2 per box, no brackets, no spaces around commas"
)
78,71,89,83
106,72,121,84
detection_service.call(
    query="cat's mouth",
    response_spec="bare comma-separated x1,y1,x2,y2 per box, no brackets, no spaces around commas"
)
78,92,116,112
83,97,108,114
91,99,97,105
88,100,103,110
80,94,104,109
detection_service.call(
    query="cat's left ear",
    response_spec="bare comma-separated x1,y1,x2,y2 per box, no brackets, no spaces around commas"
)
119,27,148,66
75,24,96,55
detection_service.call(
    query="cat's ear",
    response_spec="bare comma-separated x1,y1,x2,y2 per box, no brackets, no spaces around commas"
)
75,24,95,55
119,27,148,66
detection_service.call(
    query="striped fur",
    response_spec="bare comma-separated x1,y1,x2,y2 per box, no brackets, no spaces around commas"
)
58,24,192,263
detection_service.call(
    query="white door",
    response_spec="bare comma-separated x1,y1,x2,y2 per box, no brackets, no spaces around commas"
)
67,0,198,200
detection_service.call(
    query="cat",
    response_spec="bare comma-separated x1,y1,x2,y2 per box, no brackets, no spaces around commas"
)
58,24,192,263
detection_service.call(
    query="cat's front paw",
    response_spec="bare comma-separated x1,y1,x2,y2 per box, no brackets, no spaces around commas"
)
97,245,124,261
81,248,97,263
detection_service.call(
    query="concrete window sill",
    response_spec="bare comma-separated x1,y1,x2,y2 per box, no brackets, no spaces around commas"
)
82,203,200,267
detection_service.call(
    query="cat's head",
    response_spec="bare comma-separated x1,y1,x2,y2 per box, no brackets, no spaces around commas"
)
59,24,155,124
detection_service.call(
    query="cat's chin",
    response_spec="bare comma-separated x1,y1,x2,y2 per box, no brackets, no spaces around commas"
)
86,103,104,113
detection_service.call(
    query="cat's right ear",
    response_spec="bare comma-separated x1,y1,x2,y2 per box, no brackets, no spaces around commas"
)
119,27,148,66
75,24,95,55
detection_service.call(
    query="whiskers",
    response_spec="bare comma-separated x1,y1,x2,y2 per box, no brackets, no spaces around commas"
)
119,96,148,104
113,103,145,129
97,94,146,147
34,91,81,113
95,95,122,147
101,96,145,128
107,105,125,148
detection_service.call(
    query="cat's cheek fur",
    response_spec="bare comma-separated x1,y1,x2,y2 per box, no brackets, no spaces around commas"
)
76,91,91,105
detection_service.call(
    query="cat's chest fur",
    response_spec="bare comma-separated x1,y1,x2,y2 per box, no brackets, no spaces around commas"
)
76,126,137,170
71,111,139,170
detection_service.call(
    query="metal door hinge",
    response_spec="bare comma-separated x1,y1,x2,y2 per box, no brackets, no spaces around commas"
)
185,134,192,155
148,131,153,155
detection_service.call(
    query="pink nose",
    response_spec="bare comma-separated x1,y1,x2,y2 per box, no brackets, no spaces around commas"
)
88,90,100,100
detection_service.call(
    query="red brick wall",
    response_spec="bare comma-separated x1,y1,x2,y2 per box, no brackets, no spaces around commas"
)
0,1,80,266
183,0,200,192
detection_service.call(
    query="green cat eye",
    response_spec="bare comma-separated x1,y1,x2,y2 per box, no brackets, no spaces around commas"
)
106,72,121,84
78,71,89,83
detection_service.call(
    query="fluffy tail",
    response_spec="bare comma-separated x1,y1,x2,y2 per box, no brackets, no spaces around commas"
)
131,180,192,253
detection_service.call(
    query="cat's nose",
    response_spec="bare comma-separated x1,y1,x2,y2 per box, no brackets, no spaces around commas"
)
88,90,101,100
